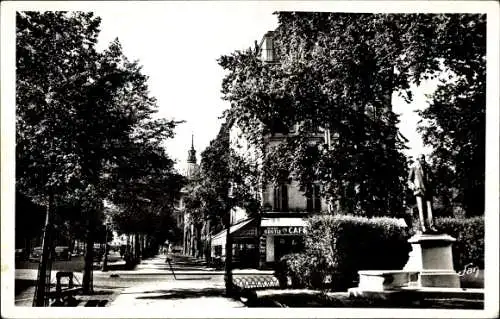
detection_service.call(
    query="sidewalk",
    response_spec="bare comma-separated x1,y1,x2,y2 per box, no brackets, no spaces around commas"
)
108,279,246,308
96,254,274,276
15,256,274,282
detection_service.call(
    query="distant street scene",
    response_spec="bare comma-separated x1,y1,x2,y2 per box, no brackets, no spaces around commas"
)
3,1,498,318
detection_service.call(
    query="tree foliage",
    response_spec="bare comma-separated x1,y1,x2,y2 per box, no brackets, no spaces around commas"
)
183,122,260,231
218,12,486,217
16,11,183,291
417,14,486,217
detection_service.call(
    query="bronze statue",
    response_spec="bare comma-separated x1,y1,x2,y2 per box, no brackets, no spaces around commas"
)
408,154,439,234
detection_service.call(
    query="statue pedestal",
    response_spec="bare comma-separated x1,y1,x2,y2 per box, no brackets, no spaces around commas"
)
403,233,460,288
350,233,460,295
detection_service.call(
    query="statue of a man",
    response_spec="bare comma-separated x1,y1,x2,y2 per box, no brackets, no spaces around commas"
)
408,154,438,234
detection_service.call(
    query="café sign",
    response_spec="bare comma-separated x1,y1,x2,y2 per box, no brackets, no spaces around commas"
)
264,226,306,235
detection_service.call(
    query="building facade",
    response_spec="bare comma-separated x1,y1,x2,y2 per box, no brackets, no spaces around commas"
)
209,31,330,269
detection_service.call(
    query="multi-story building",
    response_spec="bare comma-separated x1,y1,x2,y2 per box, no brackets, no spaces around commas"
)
209,31,330,269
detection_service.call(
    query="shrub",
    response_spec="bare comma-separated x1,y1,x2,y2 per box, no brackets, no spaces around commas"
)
275,215,411,291
275,214,484,291
275,253,329,289
311,215,411,291
433,216,484,270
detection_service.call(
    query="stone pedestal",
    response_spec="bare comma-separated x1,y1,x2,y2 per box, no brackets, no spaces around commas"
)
403,233,460,288
356,270,419,291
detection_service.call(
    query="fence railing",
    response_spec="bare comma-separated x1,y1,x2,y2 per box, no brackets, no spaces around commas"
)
233,275,281,290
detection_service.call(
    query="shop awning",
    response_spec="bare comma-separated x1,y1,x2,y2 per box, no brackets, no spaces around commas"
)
211,218,255,246
260,217,307,227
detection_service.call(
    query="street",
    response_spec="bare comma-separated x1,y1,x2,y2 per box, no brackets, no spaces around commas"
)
15,250,123,272
14,253,275,306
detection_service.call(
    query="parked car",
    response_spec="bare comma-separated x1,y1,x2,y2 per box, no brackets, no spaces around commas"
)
29,247,43,262
29,246,72,262
54,246,71,261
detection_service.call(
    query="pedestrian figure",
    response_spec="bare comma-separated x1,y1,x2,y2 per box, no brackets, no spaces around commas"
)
408,154,439,234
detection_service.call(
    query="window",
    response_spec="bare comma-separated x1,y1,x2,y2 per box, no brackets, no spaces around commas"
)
273,183,289,212
261,32,276,62
306,184,321,213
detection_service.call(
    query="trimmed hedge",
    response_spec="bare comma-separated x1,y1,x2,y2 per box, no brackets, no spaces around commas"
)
434,216,484,270
274,214,485,292
275,215,411,291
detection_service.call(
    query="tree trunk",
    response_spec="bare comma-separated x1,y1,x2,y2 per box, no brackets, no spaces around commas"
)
224,212,233,296
134,233,141,263
205,219,211,262
33,192,53,306
190,224,194,256
82,228,94,294
195,224,202,258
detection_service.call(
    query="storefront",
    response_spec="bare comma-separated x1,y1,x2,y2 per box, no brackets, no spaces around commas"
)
210,216,308,269
259,217,307,267
210,218,259,269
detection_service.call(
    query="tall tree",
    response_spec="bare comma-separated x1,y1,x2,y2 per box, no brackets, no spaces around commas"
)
16,11,182,296
16,11,105,302
219,12,485,218
183,122,260,295
417,14,486,217
108,139,185,257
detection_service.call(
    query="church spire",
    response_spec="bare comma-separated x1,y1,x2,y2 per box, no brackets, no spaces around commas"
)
187,133,196,164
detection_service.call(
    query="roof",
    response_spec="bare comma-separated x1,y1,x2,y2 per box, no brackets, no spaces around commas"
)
211,218,254,240
210,218,256,245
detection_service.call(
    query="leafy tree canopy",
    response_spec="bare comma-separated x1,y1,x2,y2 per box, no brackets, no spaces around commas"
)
417,14,486,217
218,12,485,217
16,11,185,250
183,122,260,232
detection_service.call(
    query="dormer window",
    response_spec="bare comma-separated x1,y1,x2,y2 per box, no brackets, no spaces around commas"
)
260,31,276,63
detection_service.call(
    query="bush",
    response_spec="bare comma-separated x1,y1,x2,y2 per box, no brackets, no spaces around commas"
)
275,253,329,289
274,214,484,292
314,215,411,291
275,215,411,291
434,216,484,270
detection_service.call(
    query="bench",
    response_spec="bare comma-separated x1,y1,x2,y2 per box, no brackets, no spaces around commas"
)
49,272,82,306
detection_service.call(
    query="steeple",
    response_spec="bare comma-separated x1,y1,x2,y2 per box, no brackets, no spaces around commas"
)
187,134,196,164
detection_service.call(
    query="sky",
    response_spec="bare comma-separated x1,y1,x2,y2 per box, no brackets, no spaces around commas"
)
94,3,281,173
91,3,437,173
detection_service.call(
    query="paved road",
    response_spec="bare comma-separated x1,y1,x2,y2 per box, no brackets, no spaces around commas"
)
15,253,275,307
